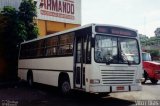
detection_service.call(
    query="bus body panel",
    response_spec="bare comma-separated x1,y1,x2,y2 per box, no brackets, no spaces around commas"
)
18,57,74,88
83,64,91,92
18,69,28,80
19,57,74,71
33,70,59,86
86,60,142,93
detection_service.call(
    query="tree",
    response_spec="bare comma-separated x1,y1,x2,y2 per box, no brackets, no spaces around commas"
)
0,6,20,80
0,14,9,78
150,50,159,57
155,28,160,37
1,6,23,48
19,0,38,40
0,0,38,81
0,14,9,51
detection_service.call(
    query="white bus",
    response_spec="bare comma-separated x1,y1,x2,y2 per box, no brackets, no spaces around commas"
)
18,24,143,95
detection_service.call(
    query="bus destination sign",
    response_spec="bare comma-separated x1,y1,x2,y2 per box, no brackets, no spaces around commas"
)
95,26,137,37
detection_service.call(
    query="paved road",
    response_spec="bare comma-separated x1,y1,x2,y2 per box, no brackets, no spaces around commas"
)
111,81,160,100
0,81,159,106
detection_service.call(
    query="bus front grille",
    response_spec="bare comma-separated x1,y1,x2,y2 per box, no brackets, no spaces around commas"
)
101,70,135,85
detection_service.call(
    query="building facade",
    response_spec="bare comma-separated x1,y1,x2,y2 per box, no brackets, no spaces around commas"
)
0,0,81,37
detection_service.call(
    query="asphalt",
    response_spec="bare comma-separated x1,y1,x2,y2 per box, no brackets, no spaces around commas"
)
0,81,159,106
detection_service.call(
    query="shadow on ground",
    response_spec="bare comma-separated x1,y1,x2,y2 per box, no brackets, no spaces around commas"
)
142,81,160,86
0,82,135,106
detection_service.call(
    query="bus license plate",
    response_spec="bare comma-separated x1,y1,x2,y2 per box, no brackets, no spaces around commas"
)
116,86,124,90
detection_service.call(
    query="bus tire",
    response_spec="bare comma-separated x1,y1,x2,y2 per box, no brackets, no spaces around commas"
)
150,78,158,84
27,71,33,87
59,75,71,95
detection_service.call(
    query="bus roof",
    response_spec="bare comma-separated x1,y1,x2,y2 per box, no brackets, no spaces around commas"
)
21,23,138,44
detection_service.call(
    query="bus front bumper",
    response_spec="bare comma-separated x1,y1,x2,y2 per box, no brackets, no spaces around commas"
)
89,84,142,93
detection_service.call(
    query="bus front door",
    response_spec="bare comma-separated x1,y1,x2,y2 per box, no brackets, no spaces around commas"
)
74,35,86,89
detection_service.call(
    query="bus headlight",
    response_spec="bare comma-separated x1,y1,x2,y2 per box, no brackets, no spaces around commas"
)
90,79,100,84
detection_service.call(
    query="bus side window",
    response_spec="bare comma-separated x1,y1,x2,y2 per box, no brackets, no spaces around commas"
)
28,42,36,58
36,40,45,57
59,33,74,56
46,36,58,56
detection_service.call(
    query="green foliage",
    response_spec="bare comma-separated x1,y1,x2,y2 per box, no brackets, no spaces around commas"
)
0,0,38,80
153,50,159,56
1,6,19,48
141,36,160,46
19,0,37,21
27,24,39,40
146,50,160,60
16,21,27,41
1,6,17,17
19,0,38,40
0,14,9,56
0,0,38,47
0,14,9,36
0,6,20,80
148,50,159,57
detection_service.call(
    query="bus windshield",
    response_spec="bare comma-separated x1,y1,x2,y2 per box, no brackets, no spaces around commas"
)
142,52,152,61
95,35,140,64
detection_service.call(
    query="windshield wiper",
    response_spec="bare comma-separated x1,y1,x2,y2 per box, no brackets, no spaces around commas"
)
121,52,131,65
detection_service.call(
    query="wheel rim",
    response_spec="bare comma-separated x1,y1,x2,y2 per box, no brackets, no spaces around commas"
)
62,81,70,93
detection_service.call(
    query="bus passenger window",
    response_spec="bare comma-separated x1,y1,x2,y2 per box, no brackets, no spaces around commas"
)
36,40,45,57
59,33,74,56
46,36,58,56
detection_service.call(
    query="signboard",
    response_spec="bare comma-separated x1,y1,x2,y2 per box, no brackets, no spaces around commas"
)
95,26,137,37
37,0,81,24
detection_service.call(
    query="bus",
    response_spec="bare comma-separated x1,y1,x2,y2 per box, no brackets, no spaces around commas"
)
18,24,143,95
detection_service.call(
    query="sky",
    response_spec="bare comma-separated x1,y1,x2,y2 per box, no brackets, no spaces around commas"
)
81,0,160,37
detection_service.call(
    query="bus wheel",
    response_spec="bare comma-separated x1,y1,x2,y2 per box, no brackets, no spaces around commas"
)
141,71,148,84
59,78,71,95
27,72,33,87
150,78,158,84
